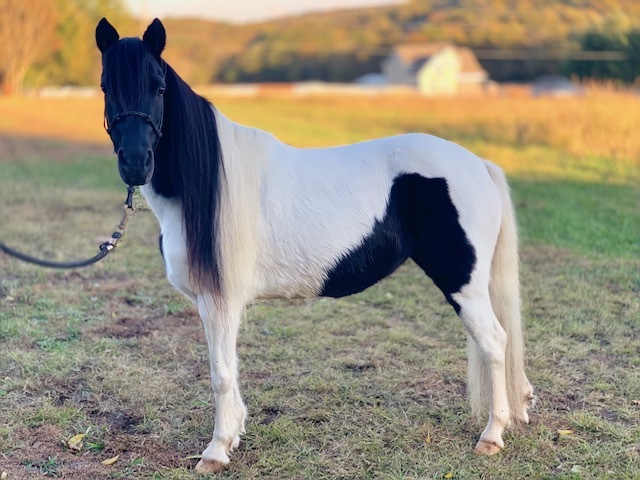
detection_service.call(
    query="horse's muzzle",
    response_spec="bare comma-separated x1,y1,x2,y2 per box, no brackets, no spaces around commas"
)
117,147,154,186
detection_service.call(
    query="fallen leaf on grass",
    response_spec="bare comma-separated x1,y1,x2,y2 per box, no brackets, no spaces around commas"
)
66,433,86,451
1,471,8,479
444,472,454,479
101,455,120,466
183,454,203,460
425,433,432,444
557,429,574,436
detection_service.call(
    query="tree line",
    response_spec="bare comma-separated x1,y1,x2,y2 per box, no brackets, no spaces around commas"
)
2,0,640,95
0,0,131,94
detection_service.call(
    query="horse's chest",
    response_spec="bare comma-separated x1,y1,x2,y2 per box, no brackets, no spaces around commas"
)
142,191,191,294
158,225,187,268
157,226,195,299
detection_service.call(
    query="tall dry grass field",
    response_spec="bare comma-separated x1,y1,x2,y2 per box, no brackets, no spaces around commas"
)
215,91,640,179
0,90,638,479
1,90,639,173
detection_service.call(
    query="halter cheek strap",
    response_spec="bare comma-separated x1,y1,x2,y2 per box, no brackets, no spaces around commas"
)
104,62,166,145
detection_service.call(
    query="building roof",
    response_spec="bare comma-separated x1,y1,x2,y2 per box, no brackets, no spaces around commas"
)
454,47,487,75
391,43,487,75
392,43,450,65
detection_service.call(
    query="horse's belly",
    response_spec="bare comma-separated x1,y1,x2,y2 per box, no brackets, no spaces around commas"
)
318,218,409,298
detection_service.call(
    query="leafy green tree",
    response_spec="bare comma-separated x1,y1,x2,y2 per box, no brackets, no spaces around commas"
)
566,29,640,83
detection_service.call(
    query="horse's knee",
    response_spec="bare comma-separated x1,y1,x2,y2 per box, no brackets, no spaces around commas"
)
458,301,507,359
482,330,507,367
211,371,234,395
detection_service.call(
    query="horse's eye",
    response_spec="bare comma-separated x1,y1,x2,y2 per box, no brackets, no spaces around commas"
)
157,85,166,96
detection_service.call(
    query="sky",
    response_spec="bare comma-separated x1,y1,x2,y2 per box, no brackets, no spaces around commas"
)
125,0,406,24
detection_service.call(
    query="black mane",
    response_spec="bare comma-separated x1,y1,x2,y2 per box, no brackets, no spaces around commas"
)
157,63,225,297
106,38,225,297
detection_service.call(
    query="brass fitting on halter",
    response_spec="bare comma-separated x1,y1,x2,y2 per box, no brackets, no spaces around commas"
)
125,185,135,209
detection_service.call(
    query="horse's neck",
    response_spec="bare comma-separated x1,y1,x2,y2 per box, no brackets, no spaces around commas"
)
213,110,279,169
212,107,269,211
212,109,277,209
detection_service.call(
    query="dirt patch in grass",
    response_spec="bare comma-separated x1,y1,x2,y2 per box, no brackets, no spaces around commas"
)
91,411,142,433
92,311,198,340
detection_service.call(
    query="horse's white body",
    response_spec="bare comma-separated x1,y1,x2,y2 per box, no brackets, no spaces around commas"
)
142,110,533,471
147,113,497,300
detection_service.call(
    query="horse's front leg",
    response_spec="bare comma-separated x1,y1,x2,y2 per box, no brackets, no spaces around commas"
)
195,295,247,473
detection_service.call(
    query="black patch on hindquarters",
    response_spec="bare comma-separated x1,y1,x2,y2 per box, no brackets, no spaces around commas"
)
159,234,164,259
319,174,476,312
398,175,477,313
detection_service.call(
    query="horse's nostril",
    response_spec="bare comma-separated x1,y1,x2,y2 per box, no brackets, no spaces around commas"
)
117,148,128,165
145,150,153,168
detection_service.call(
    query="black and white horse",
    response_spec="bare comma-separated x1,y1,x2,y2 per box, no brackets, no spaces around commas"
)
96,18,533,473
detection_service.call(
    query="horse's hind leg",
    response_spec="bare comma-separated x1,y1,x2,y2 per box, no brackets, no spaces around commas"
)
454,287,510,455
195,295,247,473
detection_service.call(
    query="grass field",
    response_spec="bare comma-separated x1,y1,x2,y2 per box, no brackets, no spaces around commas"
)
0,92,638,479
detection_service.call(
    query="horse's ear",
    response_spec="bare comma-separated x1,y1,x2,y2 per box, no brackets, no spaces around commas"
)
96,18,119,53
143,18,166,57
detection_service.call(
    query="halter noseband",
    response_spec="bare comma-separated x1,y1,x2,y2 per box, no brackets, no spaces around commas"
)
104,109,163,141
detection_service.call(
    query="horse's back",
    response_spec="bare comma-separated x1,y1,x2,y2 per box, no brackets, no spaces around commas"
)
288,133,498,204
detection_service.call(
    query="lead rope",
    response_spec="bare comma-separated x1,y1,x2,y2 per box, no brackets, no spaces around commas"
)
0,186,136,269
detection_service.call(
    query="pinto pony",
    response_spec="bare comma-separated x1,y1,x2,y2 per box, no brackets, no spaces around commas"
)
96,18,534,473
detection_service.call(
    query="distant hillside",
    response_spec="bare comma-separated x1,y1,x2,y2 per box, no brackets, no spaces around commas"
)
16,0,640,92
157,0,640,83
160,18,256,84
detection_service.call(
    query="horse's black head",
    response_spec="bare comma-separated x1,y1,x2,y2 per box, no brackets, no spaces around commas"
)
96,18,167,186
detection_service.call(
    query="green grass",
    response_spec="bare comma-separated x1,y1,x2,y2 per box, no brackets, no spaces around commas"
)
513,179,639,259
0,98,639,479
0,154,120,190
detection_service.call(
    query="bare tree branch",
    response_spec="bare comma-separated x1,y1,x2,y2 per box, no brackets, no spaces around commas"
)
0,0,58,95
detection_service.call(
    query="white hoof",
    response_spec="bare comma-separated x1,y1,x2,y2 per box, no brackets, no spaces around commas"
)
195,458,227,474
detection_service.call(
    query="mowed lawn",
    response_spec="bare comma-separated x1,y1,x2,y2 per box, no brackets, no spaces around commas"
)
0,92,638,479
